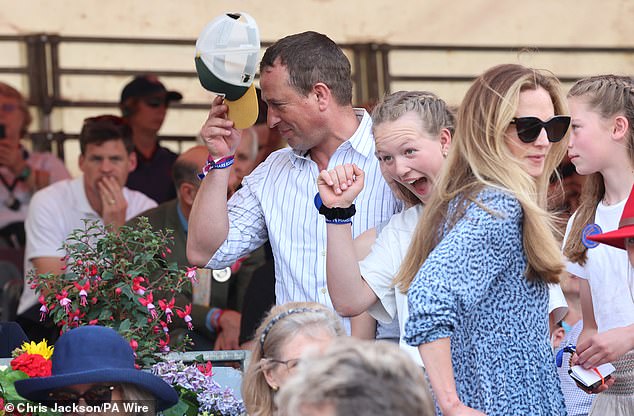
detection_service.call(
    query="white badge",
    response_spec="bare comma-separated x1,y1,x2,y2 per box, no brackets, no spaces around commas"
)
212,266,232,283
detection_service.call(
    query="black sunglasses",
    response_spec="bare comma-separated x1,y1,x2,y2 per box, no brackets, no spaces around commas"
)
143,96,169,108
48,384,117,406
510,115,571,143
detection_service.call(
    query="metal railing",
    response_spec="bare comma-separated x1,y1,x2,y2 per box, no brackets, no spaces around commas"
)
1,34,633,160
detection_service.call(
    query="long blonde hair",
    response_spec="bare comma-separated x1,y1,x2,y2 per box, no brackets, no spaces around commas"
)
394,64,568,291
563,75,634,264
241,302,345,416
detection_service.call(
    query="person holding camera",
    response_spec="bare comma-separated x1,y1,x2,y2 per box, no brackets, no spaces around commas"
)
0,81,70,248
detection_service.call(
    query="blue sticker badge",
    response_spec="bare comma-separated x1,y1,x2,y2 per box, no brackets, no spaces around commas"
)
582,223,603,248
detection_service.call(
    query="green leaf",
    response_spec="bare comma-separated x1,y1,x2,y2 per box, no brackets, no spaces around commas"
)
161,398,195,416
99,308,113,321
119,318,132,332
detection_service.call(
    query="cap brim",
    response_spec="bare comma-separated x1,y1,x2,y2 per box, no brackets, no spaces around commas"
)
587,225,634,250
226,83,259,129
167,91,183,102
15,368,178,411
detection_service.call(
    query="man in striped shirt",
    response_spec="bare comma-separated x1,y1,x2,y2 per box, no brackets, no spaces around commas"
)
187,31,401,332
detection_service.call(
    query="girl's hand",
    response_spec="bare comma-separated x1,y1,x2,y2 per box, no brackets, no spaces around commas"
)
317,163,364,208
576,326,634,369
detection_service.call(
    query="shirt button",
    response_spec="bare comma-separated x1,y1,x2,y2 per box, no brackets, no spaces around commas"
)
321,288,327,294
321,250,326,256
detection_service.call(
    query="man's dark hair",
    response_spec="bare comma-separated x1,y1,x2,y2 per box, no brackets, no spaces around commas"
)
260,31,353,106
79,115,134,155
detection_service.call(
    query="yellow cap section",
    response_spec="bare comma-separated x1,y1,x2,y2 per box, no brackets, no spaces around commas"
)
225,83,259,129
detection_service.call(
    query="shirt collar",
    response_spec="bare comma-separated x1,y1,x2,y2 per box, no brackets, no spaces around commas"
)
288,108,374,168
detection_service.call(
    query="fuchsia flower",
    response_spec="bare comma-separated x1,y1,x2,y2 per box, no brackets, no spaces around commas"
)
88,264,98,276
139,292,158,319
38,295,49,321
73,281,90,306
160,320,169,334
158,298,175,323
130,338,139,358
132,276,147,295
186,266,198,284
56,290,72,314
197,361,213,376
68,308,85,327
159,335,171,353
176,304,194,330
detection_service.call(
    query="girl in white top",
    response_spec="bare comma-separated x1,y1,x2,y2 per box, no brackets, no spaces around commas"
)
317,91,454,365
563,75,634,414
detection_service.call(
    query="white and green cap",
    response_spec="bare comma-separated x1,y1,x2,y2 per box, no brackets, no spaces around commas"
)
195,12,260,129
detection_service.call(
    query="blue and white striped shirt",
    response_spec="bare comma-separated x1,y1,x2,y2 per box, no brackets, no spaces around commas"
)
206,109,401,330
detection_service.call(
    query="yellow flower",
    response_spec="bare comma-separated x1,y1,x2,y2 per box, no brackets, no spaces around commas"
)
20,340,54,360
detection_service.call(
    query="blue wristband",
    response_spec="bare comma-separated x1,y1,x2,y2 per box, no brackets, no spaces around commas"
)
198,155,235,179
325,217,353,224
314,193,355,224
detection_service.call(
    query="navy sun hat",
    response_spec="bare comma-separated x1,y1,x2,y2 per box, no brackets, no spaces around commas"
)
15,326,178,411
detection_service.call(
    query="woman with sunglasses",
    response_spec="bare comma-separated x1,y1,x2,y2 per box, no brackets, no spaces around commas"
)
400,64,569,415
15,325,178,415
242,301,345,416
563,75,634,415
0,81,70,248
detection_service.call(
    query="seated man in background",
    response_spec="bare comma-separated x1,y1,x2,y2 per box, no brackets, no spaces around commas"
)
16,115,157,342
129,145,263,350
120,74,182,204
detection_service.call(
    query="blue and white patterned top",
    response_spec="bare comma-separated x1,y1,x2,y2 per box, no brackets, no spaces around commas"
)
405,188,566,415
207,109,401,331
